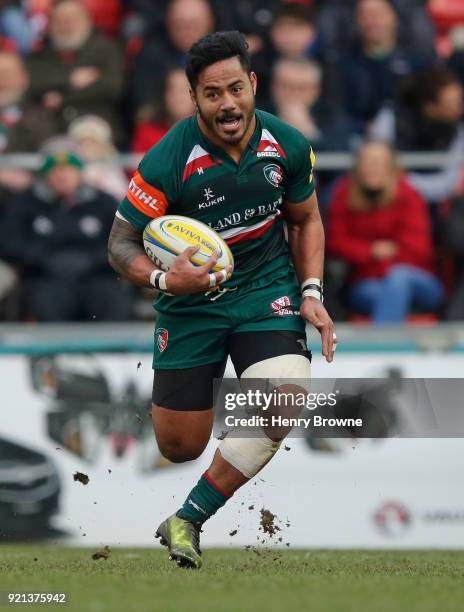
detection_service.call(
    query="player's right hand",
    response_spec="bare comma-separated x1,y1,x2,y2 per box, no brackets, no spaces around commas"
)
164,246,232,295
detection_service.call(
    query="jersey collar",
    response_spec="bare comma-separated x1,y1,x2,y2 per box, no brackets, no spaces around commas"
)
190,111,262,166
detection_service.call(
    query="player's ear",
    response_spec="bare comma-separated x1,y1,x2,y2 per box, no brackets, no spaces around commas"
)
249,71,257,95
189,88,197,108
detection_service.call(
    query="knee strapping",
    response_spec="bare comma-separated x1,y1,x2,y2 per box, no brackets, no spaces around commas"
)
219,355,311,478
219,432,281,479
241,353,311,391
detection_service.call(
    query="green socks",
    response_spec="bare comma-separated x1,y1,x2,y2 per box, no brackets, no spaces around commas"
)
176,472,231,525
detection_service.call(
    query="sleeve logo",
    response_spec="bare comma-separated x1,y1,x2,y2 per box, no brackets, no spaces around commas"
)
309,147,316,183
126,170,168,217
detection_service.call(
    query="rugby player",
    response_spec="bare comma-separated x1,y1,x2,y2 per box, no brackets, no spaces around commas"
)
108,31,335,568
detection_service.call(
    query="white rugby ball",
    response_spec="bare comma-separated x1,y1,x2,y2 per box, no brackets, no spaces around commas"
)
143,215,234,273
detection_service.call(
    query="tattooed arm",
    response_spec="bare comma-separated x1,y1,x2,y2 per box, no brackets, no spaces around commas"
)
108,216,157,287
108,216,231,293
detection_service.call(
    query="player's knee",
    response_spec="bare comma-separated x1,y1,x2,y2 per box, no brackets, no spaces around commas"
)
158,438,206,463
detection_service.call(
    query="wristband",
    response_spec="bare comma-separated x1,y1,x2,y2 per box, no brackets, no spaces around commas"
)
301,277,323,301
150,270,169,293
301,277,323,292
302,289,323,301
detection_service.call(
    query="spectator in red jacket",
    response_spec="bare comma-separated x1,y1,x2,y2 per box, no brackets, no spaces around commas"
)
327,141,443,322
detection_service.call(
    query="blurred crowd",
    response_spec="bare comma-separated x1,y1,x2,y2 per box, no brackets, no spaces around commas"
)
1,0,464,323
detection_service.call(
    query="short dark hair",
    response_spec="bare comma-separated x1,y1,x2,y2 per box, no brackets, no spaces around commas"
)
401,66,461,108
271,2,315,27
186,30,251,89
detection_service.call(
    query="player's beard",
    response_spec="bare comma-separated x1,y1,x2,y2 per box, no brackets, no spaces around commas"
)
197,100,256,147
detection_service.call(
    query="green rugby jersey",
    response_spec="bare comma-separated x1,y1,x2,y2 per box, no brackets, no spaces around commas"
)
118,109,315,312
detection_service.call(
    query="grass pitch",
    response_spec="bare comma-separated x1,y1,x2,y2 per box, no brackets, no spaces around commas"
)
0,546,463,612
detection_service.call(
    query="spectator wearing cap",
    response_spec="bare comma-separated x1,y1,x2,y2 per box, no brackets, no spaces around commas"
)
1,138,134,321
131,67,194,153
68,114,128,200
27,0,124,144
341,0,436,134
327,141,443,322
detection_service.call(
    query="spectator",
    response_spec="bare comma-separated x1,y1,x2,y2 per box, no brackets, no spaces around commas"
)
315,0,435,53
131,67,194,153
252,3,334,109
341,0,436,134
130,0,214,115
371,66,464,203
68,114,128,200
1,138,134,321
27,0,124,144
0,49,57,195
123,0,170,39
327,141,443,323
270,57,353,152
212,1,280,54
126,0,277,53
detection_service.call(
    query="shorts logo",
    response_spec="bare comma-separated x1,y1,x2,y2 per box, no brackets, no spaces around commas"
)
156,328,169,352
263,164,284,188
270,296,294,316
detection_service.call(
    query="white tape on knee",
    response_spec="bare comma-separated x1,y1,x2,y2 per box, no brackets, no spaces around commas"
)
241,354,311,392
218,355,311,478
219,432,281,479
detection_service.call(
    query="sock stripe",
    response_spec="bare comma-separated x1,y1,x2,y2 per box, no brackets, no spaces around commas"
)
203,471,232,498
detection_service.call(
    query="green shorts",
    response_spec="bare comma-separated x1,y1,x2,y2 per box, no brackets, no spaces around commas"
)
153,267,305,369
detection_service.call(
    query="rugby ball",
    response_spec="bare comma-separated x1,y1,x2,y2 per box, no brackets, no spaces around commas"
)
143,215,234,273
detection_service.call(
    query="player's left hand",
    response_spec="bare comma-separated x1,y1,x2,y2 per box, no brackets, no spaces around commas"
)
300,297,336,363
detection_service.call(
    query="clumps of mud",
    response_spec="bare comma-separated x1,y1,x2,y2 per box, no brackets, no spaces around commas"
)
91,546,110,560
73,471,89,485
259,509,281,537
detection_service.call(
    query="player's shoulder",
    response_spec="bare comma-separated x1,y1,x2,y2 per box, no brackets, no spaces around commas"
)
256,109,313,156
128,118,195,205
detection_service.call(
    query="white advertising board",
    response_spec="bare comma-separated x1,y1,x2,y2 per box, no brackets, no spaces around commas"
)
1,351,463,549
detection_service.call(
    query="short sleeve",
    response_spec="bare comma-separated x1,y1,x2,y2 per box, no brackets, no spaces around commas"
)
118,155,170,229
284,137,316,204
